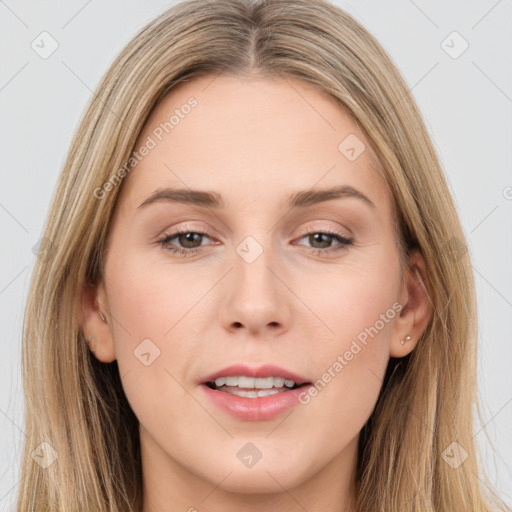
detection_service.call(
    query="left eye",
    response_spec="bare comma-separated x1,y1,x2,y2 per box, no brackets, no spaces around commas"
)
294,229,354,254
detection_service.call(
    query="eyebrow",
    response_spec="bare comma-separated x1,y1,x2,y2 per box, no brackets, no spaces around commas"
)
137,184,375,210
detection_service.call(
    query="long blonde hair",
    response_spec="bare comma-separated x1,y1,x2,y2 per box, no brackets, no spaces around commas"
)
17,0,509,510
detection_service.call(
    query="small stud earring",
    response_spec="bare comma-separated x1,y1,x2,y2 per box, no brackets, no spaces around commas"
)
400,335,411,345
99,311,107,323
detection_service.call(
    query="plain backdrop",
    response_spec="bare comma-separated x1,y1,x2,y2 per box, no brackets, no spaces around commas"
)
1,0,511,509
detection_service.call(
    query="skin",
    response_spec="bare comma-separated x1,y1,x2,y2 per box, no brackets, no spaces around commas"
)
79,74,432,512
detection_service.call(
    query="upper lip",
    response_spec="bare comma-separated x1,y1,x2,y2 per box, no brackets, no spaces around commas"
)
200,363,311,386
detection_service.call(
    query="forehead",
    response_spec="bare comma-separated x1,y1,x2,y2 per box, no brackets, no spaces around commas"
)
117,73,391,216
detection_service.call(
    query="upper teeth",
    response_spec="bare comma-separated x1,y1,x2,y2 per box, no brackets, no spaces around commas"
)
214,376,296,388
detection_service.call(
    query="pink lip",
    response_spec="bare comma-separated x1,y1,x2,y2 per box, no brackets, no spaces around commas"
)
200,384,312,421
200,363,310,386
199,363,313,422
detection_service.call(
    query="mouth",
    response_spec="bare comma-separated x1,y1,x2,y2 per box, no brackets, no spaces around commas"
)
199,363,312,399
199,364,314,421
203,376,311,398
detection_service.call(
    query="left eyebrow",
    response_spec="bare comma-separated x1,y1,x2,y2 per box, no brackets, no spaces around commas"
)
288,184,375,210
137,184,375,210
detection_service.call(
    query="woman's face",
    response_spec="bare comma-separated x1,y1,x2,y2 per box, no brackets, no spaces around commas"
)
89,74,428,508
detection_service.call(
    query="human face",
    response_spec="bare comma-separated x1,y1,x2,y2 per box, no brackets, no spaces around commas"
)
95,74,411,511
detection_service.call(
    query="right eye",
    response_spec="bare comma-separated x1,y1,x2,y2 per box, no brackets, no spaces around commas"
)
158,226,214,256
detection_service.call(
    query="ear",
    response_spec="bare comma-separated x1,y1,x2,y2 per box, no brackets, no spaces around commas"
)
75,280,116,363
390,249,433,358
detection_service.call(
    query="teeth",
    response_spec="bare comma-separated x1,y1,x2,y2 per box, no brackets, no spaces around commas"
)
213,376,297,389
222,388,285,398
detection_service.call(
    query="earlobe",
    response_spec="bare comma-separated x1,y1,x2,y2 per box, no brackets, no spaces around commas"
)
85,334,97,353
76,280,117,363
390,250,432,358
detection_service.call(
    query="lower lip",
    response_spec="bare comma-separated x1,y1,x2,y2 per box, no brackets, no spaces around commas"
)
200,384,312,422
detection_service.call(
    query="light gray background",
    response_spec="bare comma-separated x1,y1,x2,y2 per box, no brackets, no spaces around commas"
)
1,1,511,509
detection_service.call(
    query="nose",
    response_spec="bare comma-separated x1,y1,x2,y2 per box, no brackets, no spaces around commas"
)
217,242,291,338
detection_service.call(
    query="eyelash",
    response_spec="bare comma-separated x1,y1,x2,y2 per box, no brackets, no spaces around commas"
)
158,225,354,257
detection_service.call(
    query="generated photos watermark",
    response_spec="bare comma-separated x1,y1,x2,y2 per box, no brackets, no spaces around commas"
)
93,96,198,200
298,301,403,405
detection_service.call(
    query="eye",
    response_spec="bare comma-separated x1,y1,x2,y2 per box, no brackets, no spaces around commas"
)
294,227,353,255
158,225,354,257
158,225,213,257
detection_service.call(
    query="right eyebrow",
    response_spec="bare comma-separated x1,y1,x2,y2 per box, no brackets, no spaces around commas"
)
138,188,225,209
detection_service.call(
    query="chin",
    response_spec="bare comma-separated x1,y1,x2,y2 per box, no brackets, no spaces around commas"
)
198,454,311,494
210,468,303,494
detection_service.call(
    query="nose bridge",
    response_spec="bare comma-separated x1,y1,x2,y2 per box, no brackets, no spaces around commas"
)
233,233,278,302
218,230,291,334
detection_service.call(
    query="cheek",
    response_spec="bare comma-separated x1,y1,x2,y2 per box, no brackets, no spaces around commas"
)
103,249,211,394
103,254,206,433
294,253,400,427
105,248,208,339
302,250,401,351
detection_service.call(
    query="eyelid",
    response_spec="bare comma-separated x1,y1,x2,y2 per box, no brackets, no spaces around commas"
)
173,224,210,235
299,225,351,239
157,223,211,240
